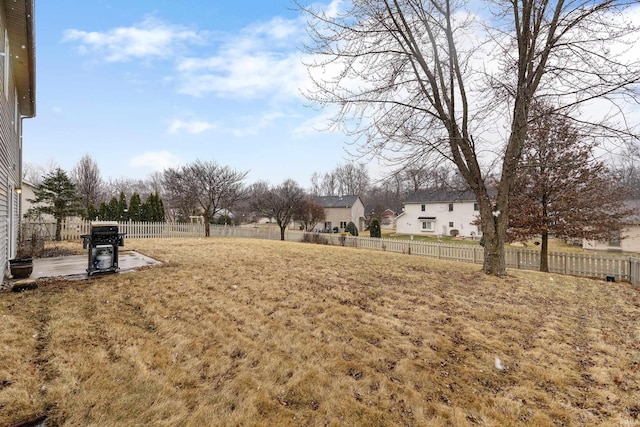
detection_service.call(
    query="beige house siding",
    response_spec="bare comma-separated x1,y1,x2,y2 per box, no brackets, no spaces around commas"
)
584,225,640,254
582,199,640,254
0,0,35,277
317,196,366,232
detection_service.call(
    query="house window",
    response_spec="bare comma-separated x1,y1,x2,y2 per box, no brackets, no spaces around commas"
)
421,221,434,231
448,203,454,212
421,204,426,211
449,222,454,227
608,232,621,247
340,221,347,229
474,203,479,211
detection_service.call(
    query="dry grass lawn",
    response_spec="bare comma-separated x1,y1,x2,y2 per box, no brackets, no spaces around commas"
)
1,238,639,426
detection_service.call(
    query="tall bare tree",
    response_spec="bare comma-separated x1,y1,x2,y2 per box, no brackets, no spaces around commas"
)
163,160,248,236
300,0,640,275
310,163,370,196
70,154,104,210
251,179,306,240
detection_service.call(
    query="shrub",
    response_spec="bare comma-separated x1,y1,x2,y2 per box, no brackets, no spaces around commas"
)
369,218,381,238
302,233,328,245
345,221,359,236
450,229,459,237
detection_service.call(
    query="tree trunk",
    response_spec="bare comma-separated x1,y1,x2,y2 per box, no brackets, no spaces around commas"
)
203,211,211,237
55,218,62,241
279,225,286,241
540,231,549,272
481,214,507,276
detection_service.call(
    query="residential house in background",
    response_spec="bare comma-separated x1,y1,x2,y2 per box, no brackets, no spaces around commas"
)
583,199,640,253
364,206,397,230
395,190,482,238
316,195,366,232
0,0,36,277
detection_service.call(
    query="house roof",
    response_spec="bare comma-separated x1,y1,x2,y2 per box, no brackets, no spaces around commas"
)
622,199,640,225
404,189,477,204
5,0,36,117
364,205,396,215
315,195,361,208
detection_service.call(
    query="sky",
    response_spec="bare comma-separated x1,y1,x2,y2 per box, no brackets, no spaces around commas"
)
22,1,640,188
23,0,354,187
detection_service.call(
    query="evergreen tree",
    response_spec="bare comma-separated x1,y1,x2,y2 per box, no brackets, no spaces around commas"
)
156,194,165,222
129,193,142,222
147,192,165,222
85,204,98,221
118,191,129,221
26,168,84,241
107,197,119,221
98,201,109,221
369,218,381,238
141,194,153,222
345,221,359,236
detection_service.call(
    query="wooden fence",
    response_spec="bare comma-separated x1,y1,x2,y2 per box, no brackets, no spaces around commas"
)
22,219,640,285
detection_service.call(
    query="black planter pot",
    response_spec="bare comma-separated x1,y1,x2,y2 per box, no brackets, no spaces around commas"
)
9,257,33,279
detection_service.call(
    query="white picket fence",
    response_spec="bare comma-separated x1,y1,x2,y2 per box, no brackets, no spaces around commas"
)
22,219,640,285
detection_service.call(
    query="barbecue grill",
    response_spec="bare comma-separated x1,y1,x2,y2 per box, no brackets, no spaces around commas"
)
81,221,126,276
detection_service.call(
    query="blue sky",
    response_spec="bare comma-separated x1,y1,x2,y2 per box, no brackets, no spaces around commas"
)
23,0,353,186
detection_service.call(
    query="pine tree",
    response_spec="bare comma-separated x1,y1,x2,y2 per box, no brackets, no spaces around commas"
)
129,193,142,222
107,197,119,221
27,168,84,241
85,204,98,221
118,192,129,221
369,218,381,238
345,221,359,236
98,201,108,221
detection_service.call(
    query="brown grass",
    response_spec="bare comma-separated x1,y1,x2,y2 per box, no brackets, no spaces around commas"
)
1,238,640,426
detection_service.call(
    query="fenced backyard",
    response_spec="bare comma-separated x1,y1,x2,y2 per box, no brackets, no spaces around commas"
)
21,219,640,285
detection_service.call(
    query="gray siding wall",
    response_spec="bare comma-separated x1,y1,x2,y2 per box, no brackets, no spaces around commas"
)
0,5,22,276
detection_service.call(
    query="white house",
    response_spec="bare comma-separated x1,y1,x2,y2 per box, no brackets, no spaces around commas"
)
395,190,482,238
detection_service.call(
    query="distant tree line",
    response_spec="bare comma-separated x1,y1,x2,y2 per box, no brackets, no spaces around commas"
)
24,132,640,250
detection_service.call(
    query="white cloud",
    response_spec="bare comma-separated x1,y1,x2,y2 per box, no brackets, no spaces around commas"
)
62,16,204,62
129,151,182,171
167,118,215,134
174,16,308,99
230,111,287,137
291,107,339,138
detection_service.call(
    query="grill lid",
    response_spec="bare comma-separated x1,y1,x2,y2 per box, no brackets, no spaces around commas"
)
90,221,119,235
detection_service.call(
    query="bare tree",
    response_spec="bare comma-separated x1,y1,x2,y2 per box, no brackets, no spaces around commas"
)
163,160,248,236
70,154,104,210
611,144,640,198
23,160,60,185
300,0,640,275
251,179,306,240
162,167,200,222
293,198,327,231
334,163,370,195
311,163,370,196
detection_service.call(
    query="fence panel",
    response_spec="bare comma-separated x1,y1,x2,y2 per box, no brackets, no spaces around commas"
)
630,258,640,285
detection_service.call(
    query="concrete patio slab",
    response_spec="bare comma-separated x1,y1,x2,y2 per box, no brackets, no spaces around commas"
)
28,251,161,280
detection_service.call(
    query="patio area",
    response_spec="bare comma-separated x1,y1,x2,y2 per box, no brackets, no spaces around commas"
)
5,251,161,288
